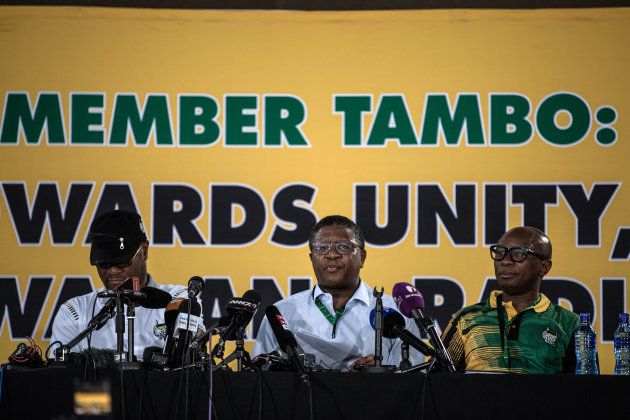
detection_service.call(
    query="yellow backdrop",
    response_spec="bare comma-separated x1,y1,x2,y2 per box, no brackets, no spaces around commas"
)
0,6,628,373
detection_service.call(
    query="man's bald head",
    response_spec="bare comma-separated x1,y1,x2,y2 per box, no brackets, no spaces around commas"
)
499,227,552,260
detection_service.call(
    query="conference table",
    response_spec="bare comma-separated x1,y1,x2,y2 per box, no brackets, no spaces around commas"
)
1,365,627,419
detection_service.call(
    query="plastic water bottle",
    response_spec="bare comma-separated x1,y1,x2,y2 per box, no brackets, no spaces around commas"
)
575,313,599,375
614,313,630,375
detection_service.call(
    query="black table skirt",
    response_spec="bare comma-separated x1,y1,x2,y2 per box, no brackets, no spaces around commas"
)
1,366,628,419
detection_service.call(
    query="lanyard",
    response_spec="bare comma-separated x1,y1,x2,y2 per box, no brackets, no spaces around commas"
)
496,294,541,370
314,295,345,338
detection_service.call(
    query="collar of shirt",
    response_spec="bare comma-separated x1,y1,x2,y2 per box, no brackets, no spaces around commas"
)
312,280,371,314
489,290,551,320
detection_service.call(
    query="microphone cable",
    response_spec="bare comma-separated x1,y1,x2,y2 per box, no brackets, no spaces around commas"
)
419,357,437,420
117,299,126,420
307,377,314,420
184,297,193,420
174,295,196,420
208,331,216,420
84,295,99,382
257,368,263,420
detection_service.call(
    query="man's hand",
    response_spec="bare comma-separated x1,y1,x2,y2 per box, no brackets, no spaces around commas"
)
351,354,375,371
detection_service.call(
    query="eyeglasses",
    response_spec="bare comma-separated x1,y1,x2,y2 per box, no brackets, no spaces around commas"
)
311,241,361,255
95,245,142,270
489,245,547,262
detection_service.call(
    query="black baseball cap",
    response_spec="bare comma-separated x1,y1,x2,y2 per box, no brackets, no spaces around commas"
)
89,210,148,267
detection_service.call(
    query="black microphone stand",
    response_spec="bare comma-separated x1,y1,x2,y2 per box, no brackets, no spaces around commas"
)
212,326,253,372
359,287,396,373
415,314,456,373
112,293,142,370
52,302,117,364
399,342,412,370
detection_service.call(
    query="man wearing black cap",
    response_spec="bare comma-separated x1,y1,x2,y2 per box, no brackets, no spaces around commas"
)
50,210,199,361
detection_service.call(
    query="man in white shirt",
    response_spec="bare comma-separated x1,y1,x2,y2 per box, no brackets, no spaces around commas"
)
253,215,423,370
50,210,195,361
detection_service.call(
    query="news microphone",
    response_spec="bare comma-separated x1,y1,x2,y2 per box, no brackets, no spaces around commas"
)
211,290,261,357
264,305,308,380
87,298,117,330
171,298,202,367
369,307,399,330
380,310,436,358
161,298,184,363
137,287,172,308
187,276,204,299
392,282,455,372
96,286,171,309
97,289,142,299
173,300,202,337
189,315,231,351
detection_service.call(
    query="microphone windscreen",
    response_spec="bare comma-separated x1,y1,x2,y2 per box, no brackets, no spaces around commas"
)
381,311,406,339
226,290,261,316
265,305,297,352
243,289,262,304
137,287,173,309
188,275,204,289
178,298,202,316
369,307,399,330
164,298,185,334
172,299,202,339
392,282,425,318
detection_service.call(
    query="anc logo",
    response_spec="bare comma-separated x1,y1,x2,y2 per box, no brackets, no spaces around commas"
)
153,323,167,340
542,328,558,346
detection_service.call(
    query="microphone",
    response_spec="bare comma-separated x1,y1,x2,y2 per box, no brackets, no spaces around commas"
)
171,298,202,367
87,298,117,330
369,306,399,330
157,298,184,366
189,315,231,351
264,305,308,380
96,286,171,309
136,287,172,308
379,309,436,358
97,289,142,299
392,282,455,372
211,290,261,357
188,276,204,299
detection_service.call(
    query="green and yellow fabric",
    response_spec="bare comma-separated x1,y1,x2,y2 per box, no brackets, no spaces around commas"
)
441,291,580,374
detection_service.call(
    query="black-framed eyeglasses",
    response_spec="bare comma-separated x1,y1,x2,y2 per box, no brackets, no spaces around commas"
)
490,245,547,262
312,241,361,255
95,245,143,270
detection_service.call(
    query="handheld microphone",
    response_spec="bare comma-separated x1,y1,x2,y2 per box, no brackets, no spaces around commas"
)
392,282,455,372
211,290,261,357
187,276,204,299
264,305,308,380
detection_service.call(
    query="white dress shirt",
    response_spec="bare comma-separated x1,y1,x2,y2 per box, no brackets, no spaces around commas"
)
50,275,193,360
253,281,425,370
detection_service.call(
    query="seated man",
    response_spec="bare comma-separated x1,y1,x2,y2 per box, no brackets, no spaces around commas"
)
50,210,200,361
253,215,423,370
441,226,579,373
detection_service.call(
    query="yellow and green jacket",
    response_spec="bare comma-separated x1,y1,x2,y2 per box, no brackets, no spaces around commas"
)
441,291,580,374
